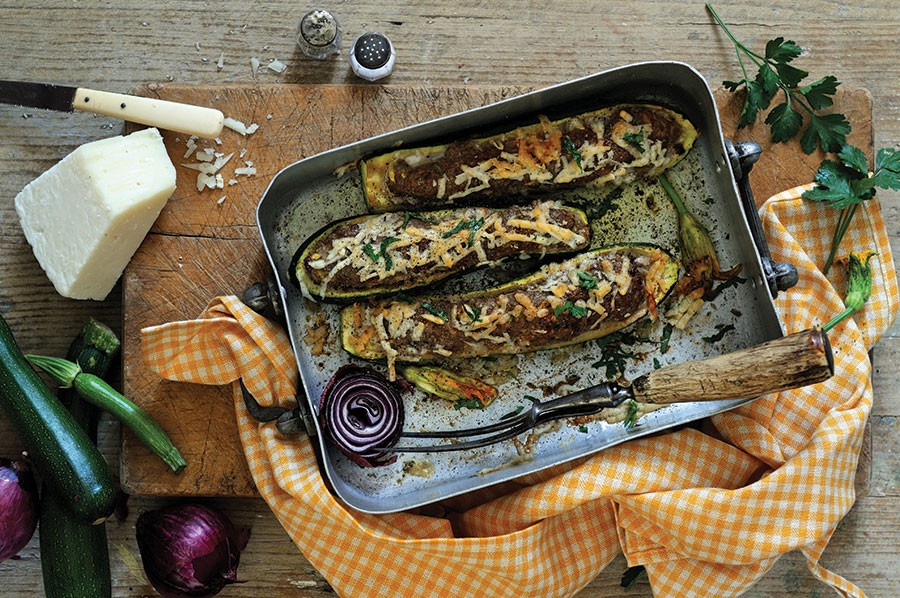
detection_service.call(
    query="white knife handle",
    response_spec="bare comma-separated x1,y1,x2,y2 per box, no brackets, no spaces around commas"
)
72,87,223,138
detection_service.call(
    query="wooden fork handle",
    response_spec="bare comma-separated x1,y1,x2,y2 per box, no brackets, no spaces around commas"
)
632,328,834,404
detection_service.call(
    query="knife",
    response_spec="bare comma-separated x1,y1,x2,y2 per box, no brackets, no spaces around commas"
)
0,80,224,139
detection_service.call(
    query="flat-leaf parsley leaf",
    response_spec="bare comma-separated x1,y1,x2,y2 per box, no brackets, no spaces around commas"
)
707,4,850,153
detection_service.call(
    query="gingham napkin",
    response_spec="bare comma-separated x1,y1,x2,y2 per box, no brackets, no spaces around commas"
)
142,185,898,598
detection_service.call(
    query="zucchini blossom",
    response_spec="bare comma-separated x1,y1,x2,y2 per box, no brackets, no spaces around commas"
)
823,250,877,332
657,174,742,329
398,365,497,407
658,173,742,294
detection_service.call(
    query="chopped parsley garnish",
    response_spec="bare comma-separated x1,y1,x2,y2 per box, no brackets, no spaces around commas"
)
578,425,588,434
563,136,583,169
623,399,639,430
701,323,735,343
468,218,483,245
554,301,588,318
463,304,482,324
442,217,484,244
402,211,437,228
703,196,716,205
500,405,525,420
577,271,598,290
659,323,674,354
379,237,399,270
363,243,379,263
705,275,747,301
363,237,399,270
623,128,645,153
586,187,623,220
452,398,485,410
653,357,662,370
592,330,639,379
421,302,447,321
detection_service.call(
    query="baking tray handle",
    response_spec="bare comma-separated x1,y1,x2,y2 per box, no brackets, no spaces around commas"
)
242,277,318,438
726,140,798,298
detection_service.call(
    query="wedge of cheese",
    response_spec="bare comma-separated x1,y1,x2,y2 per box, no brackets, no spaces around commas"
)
15,128,176,300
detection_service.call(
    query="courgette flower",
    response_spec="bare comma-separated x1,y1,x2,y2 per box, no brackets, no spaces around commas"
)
398,365,498,407
823,250,877,332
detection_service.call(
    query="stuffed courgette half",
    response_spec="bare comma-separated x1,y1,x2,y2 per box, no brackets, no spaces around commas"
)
290,200,590,302
341,244,679,377
362,104,697,212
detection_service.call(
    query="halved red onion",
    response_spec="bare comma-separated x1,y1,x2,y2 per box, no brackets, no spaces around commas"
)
319,365,404,467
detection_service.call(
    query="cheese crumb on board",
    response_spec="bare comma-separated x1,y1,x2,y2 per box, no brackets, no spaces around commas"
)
267,59,287,73
223,117,259,136
15,128,176,300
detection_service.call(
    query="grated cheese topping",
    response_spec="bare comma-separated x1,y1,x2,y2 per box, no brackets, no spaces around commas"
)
304,200,587,296
345,248,669,361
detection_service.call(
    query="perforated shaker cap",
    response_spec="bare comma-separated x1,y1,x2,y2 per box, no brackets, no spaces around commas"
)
350,32,395,81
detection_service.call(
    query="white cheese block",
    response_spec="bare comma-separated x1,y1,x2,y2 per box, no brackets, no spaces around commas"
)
15,128,176,300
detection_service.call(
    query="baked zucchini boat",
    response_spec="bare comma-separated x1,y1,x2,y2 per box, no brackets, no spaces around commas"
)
362,104,697,212
290,200,590,301
341,244,678,376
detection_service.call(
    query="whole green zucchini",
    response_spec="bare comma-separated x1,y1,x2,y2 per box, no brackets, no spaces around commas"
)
291,200,590,302
40,318,118,598
341,244,678,368
362,104,698,212
0,314,115,525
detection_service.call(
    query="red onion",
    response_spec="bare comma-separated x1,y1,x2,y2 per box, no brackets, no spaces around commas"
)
0,458,39,563
136,503,250,598
319,365,405,467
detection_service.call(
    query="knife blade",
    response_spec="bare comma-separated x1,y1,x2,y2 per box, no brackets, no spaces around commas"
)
0,80,224,138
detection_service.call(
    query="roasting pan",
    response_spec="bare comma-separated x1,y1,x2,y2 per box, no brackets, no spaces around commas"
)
254,61,797,513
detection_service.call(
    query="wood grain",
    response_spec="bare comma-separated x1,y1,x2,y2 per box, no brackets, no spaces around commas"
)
1,2,898,596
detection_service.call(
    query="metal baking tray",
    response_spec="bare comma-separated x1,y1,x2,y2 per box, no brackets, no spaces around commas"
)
256,61,785,514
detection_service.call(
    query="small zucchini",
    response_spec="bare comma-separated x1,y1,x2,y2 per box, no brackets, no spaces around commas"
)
290,201,590,302
0,314,116,525
40,318,119,598
341,244,679,364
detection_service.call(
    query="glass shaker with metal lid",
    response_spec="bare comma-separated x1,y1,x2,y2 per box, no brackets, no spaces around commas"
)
297,9,342,59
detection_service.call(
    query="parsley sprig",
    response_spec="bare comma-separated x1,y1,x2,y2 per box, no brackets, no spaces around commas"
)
802,145,900,273
707,4,850,154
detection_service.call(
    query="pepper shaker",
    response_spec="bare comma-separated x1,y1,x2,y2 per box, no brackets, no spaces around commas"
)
349,32,395,81
297,9,341,59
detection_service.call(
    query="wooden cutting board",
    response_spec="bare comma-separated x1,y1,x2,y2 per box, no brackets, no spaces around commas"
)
121,83,873,497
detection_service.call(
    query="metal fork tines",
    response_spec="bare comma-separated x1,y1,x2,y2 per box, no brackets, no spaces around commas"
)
380,381,633,453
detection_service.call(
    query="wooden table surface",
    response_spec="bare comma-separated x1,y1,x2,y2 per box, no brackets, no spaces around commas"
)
1,2,898,596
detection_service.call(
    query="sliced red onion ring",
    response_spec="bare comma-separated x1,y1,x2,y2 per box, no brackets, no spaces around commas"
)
319,365,404,467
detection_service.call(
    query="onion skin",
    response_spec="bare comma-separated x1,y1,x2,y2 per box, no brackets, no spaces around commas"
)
319,365,405,467
0,458,39,563
136,503,250,598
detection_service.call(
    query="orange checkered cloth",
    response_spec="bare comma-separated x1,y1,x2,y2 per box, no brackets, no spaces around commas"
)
142,185,897,598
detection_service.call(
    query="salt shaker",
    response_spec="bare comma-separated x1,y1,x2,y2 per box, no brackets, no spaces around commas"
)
297,9,341,59
349,32,395,81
